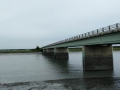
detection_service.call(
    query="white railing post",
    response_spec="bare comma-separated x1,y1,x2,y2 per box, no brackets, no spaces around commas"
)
116,23,118,30
92,31,94,35
97,29,98,34
108,26,111,31
85,33,86,37
102,28,104,32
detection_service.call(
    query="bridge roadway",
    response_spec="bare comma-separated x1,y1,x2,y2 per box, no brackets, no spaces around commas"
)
41,22,120,71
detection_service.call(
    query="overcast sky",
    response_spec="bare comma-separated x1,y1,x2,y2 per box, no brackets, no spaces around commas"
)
0,0,120,49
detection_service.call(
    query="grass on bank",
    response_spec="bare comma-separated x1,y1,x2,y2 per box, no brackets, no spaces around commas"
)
69,46,120,52
0,50,40,53
0,46,43,53
113,46,120,51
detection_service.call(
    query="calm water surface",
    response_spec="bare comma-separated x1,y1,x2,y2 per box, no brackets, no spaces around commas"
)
0,51,120,83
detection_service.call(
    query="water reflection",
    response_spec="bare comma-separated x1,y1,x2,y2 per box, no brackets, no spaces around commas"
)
43,55,70,74
82,77,115,89
83,70,114,78
43,52,115,79
42,54,83,79
0,51,120,83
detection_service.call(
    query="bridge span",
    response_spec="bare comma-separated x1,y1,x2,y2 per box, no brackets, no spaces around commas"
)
41,22,120,71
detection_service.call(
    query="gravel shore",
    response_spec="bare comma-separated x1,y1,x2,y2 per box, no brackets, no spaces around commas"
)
0,77,120,90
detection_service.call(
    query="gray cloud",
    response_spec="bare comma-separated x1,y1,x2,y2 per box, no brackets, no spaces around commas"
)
0,0,120,49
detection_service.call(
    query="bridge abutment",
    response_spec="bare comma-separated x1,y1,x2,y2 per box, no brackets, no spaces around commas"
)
54,47,69,59
82,44,113,71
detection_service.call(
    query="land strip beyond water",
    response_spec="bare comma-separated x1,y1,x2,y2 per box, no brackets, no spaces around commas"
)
0,46,120,53
69,46,120,52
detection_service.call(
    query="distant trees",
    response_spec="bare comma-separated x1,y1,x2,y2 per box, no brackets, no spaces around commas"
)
36,46,40,50
35,46,43,52
30,46,43,52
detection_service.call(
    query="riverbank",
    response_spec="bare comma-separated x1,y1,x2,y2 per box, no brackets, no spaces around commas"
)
0,77,120,90
0,46,43,53
0,49,42,53
0,51,41,53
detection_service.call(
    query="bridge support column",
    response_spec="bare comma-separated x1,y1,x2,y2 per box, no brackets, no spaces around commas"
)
46,48,54,56
54,47,69,59
43,49,47,55
82,44,113,71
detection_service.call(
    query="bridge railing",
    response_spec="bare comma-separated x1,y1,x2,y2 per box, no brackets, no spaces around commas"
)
43,22,120,47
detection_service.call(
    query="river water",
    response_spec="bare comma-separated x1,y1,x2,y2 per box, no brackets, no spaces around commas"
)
0,51,120,89
0,51,120,90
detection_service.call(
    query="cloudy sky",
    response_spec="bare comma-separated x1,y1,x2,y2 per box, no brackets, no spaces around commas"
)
0,0,120,49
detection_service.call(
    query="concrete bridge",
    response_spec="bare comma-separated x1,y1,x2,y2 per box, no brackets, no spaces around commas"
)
41,22,120,71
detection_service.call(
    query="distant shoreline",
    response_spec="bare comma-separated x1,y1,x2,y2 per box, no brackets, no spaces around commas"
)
0,46,119,53
0,49,42,53
0,50,42,53
0,51,41,53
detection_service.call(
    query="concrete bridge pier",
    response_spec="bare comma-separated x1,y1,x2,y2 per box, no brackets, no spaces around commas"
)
82,44,113,71
54,47,69,59
43,49,47,55
46,48,54,56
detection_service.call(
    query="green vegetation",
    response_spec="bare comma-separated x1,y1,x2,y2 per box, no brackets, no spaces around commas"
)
69,46,120,52
30,46,43,52
113,46,120,51
0,46,43,53
69,48,82,52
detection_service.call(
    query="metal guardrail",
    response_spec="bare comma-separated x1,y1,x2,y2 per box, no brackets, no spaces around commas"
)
43,23,120,48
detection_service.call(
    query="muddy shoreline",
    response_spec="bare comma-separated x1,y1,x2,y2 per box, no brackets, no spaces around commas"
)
0,77,120,90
